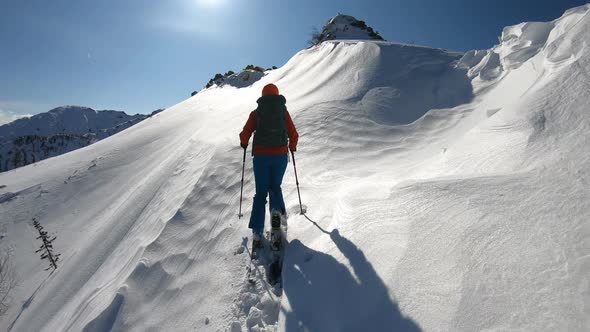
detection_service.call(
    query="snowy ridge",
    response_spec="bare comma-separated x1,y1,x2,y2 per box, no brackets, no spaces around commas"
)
460,4,588,88
1,5,590,331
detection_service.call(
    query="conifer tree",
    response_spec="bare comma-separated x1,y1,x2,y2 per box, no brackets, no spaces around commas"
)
33,218,60,271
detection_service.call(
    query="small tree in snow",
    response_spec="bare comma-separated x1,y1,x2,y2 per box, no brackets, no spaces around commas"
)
33,218,60,271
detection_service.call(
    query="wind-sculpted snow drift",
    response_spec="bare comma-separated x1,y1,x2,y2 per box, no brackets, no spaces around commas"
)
1,6,590,332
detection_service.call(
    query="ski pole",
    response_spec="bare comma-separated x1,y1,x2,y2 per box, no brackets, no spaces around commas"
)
291,150,327,233
238,147,247,219
290,150,305,215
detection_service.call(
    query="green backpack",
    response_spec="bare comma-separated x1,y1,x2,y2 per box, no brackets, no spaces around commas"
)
253,96,288,147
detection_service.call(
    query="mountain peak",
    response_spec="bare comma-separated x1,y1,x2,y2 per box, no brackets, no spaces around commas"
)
310,14,385,45
48,105,95,113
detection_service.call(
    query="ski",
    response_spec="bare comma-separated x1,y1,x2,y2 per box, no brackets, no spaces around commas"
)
246,235,263,284
267,210,287,285
245,211,287,286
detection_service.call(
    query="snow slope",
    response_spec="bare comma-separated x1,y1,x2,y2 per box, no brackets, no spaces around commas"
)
1,5,590,331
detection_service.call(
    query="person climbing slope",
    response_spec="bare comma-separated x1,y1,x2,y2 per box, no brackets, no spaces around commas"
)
239,83,299,249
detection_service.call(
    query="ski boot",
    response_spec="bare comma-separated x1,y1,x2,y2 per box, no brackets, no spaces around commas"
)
252,232,263,252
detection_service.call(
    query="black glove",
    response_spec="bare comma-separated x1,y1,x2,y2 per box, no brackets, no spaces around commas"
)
241,143,248,149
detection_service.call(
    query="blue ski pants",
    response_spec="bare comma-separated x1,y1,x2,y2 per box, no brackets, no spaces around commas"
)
249,154,288,234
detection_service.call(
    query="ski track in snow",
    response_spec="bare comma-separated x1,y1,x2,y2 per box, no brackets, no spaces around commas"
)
2,5,590,331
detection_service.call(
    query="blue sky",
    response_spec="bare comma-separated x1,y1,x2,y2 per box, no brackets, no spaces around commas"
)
0,0,587,122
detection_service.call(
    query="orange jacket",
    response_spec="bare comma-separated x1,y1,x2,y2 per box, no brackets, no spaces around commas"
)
240,110,299,155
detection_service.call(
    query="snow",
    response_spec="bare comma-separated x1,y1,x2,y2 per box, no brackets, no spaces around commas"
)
1,4,590,331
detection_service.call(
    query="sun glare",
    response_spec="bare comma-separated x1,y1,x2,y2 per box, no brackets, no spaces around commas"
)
198,0,224,8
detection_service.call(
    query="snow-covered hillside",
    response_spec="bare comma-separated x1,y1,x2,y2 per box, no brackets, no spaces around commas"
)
0,106,161,172
1,5,590,332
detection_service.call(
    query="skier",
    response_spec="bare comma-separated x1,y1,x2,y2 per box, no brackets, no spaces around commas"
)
240,83,299,249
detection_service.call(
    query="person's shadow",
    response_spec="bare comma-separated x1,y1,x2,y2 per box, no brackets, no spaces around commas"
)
282,229,421,332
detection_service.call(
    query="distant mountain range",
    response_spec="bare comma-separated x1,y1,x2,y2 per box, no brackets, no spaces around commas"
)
0,106,162,172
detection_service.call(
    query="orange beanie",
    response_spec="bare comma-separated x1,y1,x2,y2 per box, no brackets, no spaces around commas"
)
262,84,279,96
